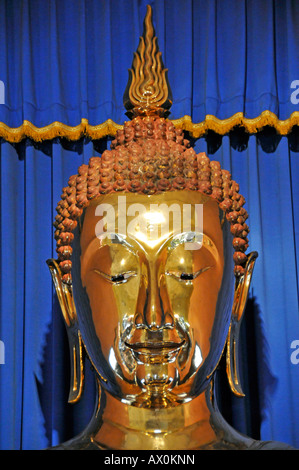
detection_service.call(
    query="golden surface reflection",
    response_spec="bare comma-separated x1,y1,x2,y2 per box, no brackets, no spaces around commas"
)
80,191,224,403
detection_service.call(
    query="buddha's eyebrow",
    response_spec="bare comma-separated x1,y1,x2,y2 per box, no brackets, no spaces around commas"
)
168,231,219,259
168,232,204,251
104,232,137,254
85,233,136,259
109,232,129,246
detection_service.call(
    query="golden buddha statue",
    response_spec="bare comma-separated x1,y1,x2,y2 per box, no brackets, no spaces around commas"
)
47,6,294,450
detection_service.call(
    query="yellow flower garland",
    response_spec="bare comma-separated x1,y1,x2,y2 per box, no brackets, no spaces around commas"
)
0,110,298,143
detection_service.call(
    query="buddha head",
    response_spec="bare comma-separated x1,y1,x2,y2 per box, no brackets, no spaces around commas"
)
48,6,257,409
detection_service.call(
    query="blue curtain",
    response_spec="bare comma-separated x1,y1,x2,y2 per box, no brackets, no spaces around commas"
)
1,0,299,129
195,135,299,447
0,0,299,450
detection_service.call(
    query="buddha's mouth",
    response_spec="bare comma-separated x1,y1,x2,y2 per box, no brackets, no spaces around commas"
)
126,340,185,350
117,317,191,369
124,340,185,364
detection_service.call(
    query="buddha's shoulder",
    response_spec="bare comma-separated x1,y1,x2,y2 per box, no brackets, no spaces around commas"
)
46,435,296,451
247,439,296,450
199,439,295,450
46,436,104,450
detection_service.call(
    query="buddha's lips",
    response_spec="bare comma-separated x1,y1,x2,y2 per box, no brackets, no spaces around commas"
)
124,340,185,353
120,323,190,365
124,323,186,346
123,339,185,365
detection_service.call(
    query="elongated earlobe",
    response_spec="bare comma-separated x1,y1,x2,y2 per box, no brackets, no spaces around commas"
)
47,258,85,403
65,328,84,403
226,251,258,397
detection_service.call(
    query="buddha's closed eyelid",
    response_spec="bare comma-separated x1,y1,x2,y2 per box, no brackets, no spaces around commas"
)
93,268,137,284
165,265,214,281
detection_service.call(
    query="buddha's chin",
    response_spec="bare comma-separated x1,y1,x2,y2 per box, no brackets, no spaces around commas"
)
133,360,177,400
129,361,198,408
108,357,201,408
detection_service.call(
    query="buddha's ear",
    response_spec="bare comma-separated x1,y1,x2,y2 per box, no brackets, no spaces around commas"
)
47,258,85,404
226,251,258,397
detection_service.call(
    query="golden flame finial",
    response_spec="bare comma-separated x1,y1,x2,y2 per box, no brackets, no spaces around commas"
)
123,5,173,119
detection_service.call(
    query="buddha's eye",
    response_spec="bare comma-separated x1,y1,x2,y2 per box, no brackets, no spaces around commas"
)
111,272,136,283
180,273,194,281
166,266,213,282
111,274,125,283
94,269,137,284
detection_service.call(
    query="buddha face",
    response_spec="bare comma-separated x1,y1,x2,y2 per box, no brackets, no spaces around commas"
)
73,190,234,404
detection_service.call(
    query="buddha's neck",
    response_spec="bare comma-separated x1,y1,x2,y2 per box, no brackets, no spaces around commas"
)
85,380,237,450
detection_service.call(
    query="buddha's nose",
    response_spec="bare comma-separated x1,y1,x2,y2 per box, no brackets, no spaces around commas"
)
145,273,162,329
135,265,172,330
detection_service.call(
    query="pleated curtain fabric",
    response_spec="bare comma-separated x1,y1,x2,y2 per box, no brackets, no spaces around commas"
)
0,0,298,449
1,0,299,129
